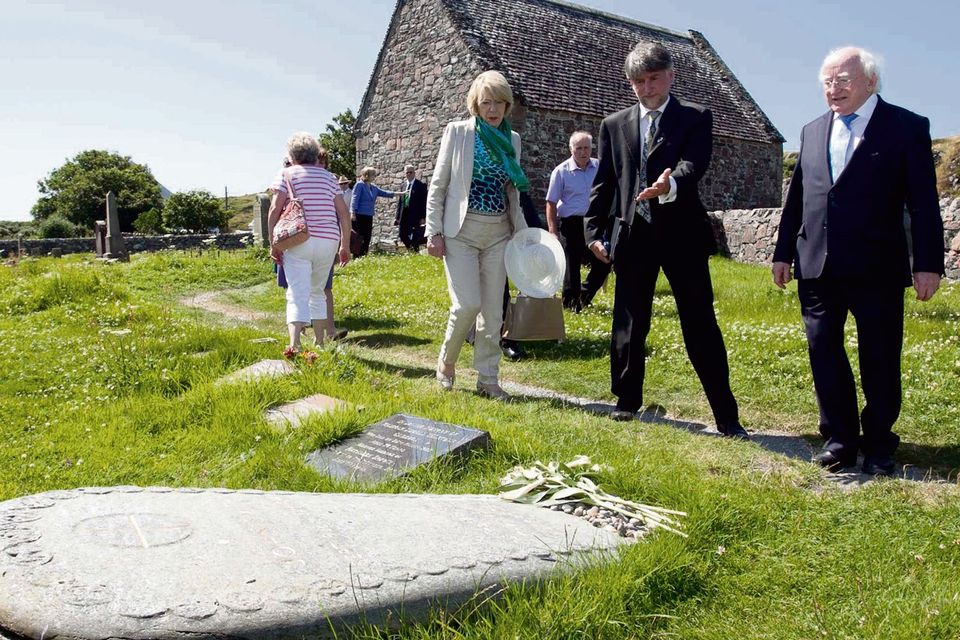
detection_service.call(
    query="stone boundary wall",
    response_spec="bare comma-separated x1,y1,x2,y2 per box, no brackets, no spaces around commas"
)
710,197,960,280
0,232,253,258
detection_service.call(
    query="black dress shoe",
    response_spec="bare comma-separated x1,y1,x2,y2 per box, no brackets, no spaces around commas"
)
609,409,636,421
812,449,857,472
862,455,896,477
718,423,750,440
500,340,524,361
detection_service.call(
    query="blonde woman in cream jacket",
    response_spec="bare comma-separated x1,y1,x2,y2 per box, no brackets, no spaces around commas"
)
425,70,529,401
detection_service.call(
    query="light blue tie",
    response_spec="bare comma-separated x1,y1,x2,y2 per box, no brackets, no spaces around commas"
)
831,113,859,181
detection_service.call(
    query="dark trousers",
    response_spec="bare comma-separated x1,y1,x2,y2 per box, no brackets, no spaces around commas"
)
559,215,609,305
611,232,738,426
352,215,373,257
798,273,904,457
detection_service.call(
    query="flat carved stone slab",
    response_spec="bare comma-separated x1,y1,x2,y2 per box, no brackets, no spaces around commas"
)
216,359,295,385
0,489,625,639
265,393,347,428
305,414,489,484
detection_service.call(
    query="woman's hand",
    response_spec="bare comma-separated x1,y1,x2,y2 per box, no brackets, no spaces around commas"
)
337,245,351,267
270,244,283,264
426,234,445,258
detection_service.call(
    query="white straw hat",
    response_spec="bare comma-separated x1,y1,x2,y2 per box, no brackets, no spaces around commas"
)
504,228,565,298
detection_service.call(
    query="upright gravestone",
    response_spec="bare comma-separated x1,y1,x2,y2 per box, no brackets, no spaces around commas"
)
253,194,271,247
102,192,128,261
305,414,489,484
93,221,106,257
0,488,626,639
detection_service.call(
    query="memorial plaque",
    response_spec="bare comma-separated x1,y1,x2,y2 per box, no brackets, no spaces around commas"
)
0,489,626,640
305,414,489,483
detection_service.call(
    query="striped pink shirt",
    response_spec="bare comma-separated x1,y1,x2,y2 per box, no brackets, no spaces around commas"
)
269,165,342,241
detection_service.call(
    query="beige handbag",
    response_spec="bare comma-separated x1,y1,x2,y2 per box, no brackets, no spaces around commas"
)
502,295,566,341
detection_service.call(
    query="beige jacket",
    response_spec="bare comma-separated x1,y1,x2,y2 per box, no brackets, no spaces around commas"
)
425,118,527,239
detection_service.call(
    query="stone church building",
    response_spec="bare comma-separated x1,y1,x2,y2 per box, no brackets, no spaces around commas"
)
356,0,784,250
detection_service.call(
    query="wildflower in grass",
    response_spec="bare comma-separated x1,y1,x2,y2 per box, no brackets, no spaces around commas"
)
302,351,319,365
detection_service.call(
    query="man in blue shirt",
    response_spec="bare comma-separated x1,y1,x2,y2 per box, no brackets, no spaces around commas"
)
547,131,609,311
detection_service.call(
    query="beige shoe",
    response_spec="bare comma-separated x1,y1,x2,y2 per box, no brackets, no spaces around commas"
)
476,381,510,401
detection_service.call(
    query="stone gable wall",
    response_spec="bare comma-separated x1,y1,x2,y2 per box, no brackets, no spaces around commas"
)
356,0,482,252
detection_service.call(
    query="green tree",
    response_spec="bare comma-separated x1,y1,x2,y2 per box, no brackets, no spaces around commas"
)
32,150,164,232
132,208,165,234
162,190,228,233
318,109,356,180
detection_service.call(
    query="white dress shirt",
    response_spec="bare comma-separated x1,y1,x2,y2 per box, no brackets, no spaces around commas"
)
830,93,878,182
639,97,677,202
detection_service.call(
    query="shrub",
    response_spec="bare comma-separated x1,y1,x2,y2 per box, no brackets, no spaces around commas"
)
37,216,81,239
133,208,165,234
162,190,228,233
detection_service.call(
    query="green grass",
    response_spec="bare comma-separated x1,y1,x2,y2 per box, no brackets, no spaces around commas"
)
2,250,960,638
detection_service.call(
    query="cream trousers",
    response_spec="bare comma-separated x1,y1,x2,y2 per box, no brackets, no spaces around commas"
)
440,213,511,384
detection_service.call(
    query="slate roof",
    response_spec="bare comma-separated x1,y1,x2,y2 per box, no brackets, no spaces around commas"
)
431,0,783,144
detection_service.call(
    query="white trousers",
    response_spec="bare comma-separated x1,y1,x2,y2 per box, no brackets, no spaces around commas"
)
440,213,511,384
283,236,338,324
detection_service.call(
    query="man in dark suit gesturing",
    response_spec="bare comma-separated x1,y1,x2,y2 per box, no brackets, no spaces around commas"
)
773,46,944,476
584,42,746,438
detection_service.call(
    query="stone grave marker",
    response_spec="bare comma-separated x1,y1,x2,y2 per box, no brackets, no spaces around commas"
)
102,191,128,262
216,359,296,385
93,221,106,258
252,194,271,247
266,393,347,428
305,414,489,484
0,488,626,640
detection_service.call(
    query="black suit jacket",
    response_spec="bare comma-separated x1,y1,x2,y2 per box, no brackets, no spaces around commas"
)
585,95,717,257
395,178,428,224
774,96,944,285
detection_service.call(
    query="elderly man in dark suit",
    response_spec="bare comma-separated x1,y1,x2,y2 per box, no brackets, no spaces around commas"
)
773,46,944,476
584,42,746,438
395,164,428,250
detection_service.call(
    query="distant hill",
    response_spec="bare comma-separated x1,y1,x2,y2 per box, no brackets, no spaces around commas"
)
783,135,959,199
223,193,261,231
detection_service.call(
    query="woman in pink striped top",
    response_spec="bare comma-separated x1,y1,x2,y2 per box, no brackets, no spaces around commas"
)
268,132,351,353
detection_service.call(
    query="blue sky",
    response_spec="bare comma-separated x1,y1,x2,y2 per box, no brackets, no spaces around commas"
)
1,0,957,221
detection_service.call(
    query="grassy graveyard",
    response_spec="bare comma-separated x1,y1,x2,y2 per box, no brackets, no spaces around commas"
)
1,248,959,638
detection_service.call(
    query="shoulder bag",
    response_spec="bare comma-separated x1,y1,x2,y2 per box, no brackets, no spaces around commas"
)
272,171,309,252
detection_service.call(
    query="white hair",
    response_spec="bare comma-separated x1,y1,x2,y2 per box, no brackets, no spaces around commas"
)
569,131,592,148
820,46,883,93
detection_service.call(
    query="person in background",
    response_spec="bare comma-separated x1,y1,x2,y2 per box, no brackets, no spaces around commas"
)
267,133,351,355
320,175,354,341
546,130,609,312
772,46,944,476
350,166,395,257
339,175,353,213
426,70,529,400
394,164,428,250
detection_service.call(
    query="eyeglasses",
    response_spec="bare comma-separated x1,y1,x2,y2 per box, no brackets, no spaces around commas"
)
821,76,853,89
